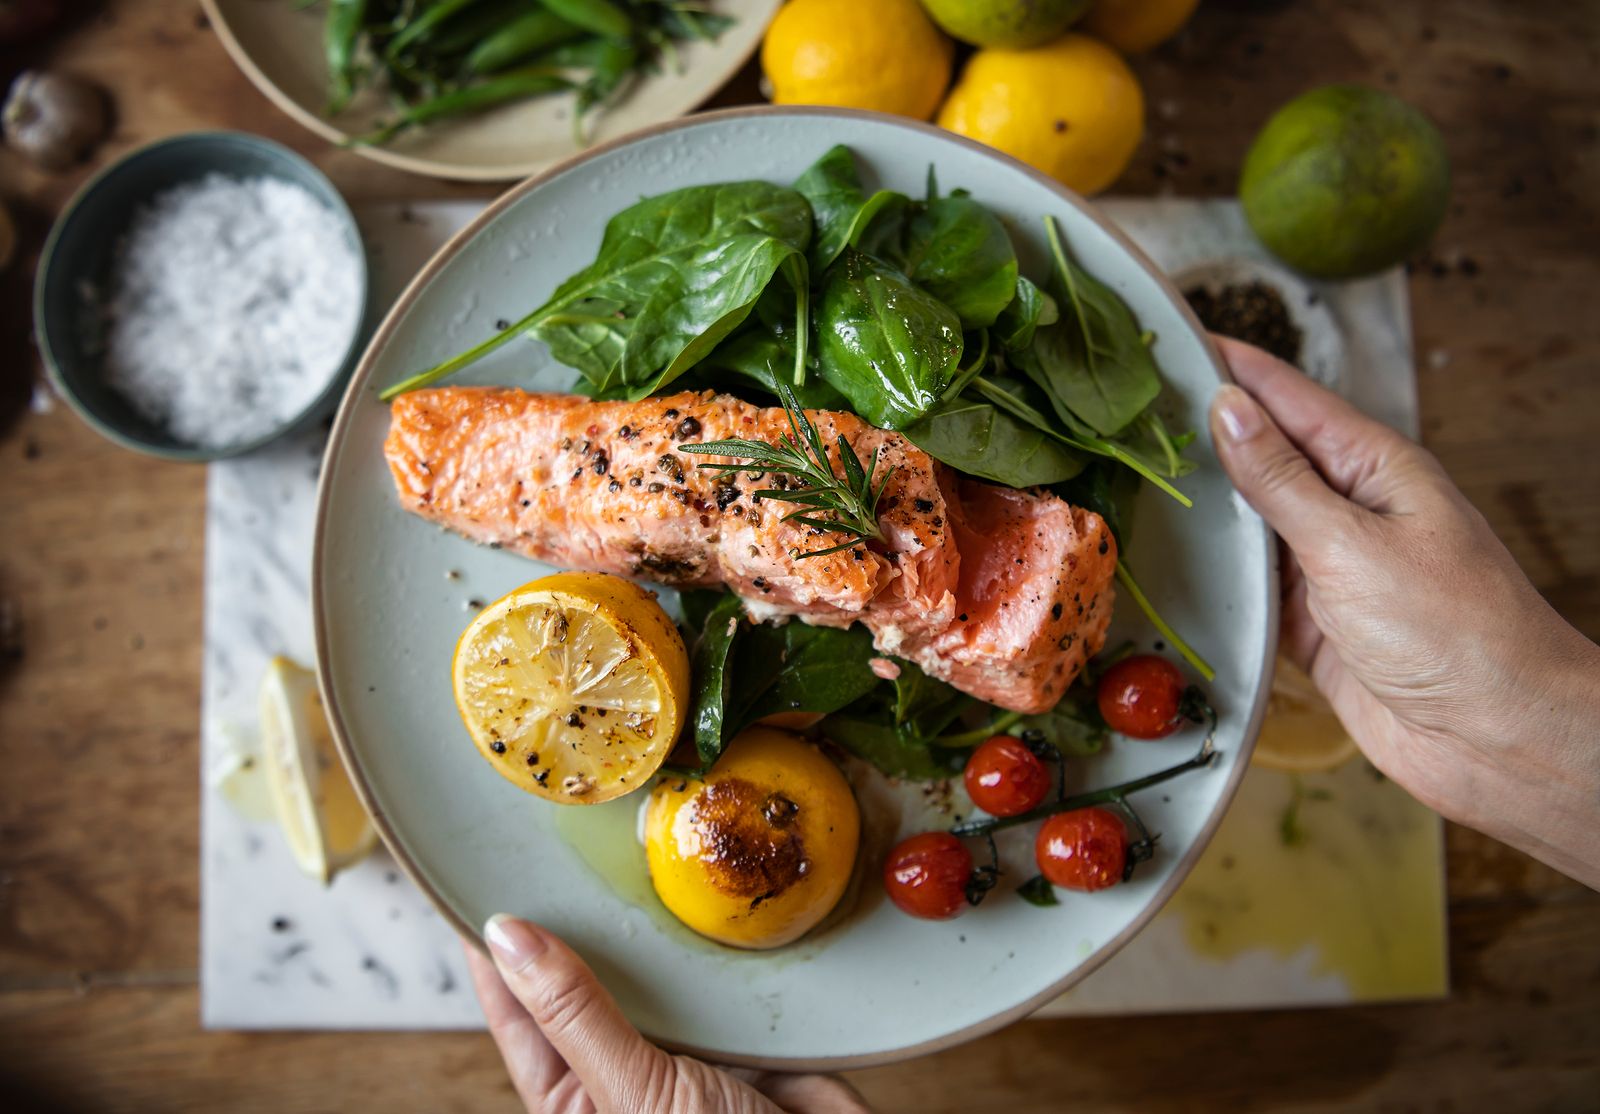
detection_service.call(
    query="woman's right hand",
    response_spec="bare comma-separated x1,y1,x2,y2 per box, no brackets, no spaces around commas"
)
1209,337,1600,887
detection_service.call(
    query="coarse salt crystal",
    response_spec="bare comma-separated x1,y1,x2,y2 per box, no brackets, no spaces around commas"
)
102,173,362,450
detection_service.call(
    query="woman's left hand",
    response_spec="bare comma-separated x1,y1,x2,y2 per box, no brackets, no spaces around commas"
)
466,914,874,1114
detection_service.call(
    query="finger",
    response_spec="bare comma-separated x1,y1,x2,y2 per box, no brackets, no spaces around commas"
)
1210,381,1357,556
485,915,673,1114
748,1071,873,1112
464,942,578,1110
1214,336,1433,512
1276,542,1323,675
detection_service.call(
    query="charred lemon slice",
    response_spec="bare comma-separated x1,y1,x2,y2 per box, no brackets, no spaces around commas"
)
1251,655,1360,773
645,728,860,949
452,572,688,805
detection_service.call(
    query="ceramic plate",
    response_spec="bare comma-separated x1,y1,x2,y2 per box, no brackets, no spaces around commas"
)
314,107,1277,1068
202,0,778,182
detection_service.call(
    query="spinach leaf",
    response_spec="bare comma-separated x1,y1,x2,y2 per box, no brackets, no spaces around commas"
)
1016,875,1061,906
971,375,1193,507
816,249,963,430
904,397,1086,487
890,659,973,737
819,715,965,780
700,325,849,410
527,181,813,396
793,145,866,272
1019,694,1107,758
1017,216,1160,437
679,595,881,767
730,620,882,729
993,275,1058,352
864,195,1019,329
683,593,744,768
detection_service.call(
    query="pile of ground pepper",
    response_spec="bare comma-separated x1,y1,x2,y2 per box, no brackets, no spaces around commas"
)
1184,280,1303,366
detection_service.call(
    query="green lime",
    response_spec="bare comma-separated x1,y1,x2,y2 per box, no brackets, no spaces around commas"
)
918,0,1089,48
1240,85,1451,279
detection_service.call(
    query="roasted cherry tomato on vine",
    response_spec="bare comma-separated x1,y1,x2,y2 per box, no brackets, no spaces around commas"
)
883,832,974,920
963,735,1051,817
1035,807,1127,892
1097,654,1188,739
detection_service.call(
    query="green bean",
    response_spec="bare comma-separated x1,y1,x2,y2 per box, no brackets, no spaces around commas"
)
466,9,587,73
324,0,368,113
357,67,571,144
572,37,638,143
538,0,632,39
427,0,524,54
384,0,483,59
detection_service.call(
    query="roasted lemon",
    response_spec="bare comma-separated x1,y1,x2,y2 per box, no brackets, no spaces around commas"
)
452,572,689,805
645,728,860,949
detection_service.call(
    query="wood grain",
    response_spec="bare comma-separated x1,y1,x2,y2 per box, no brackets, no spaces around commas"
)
1,0,1597,1110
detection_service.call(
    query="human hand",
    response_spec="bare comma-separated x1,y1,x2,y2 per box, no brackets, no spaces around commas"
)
466,915,873,1114
1209,337,1600,887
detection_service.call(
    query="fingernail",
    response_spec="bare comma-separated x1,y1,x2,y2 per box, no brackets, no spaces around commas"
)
1213,385,1262,442
484,914,547,970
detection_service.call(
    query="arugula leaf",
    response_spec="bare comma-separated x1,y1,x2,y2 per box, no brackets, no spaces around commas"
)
1017,216,1160,437
818,715,965,780
862,195,1019,329
1016,875,1061,907
904,397,1086,487
816,249,964,430
993,275,1058,352
683,593,744,768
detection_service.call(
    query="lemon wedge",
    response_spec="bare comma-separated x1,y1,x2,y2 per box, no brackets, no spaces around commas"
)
259,656,378,883
452,572,689,805
1251,656,1360,773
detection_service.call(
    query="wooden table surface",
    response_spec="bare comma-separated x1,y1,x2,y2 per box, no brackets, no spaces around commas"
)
1,2,1596,1111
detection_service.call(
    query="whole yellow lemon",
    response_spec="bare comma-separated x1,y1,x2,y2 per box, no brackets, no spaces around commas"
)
937,33,1144,195
762,0,953,120
644,728,860,949
1082,0,1200,54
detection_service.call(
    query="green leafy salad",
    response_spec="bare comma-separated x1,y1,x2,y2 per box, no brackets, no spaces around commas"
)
384,145,1215,780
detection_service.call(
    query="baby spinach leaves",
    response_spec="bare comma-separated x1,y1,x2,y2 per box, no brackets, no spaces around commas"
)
680,594,881,768
381,180,813,400
816,248,963,430
1015,216,1161,437
993,276,1058,352
904,397,1086,487
861,193,1019,330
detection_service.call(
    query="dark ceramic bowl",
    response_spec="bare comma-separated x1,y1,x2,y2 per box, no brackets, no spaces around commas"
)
33,131,370,461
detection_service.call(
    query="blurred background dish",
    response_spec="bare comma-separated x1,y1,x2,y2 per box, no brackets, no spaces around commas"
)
201,0,780,182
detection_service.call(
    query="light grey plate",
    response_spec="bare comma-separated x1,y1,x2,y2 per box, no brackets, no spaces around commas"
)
313,107,1277,1069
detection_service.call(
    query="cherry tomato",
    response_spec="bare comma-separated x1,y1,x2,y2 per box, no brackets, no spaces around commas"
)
883,832,974,920
963,735,1051,817
1097,654,1187,739
1035,808,1127,892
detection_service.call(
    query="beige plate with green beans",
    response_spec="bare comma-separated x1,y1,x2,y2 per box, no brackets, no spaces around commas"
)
203,0,779,182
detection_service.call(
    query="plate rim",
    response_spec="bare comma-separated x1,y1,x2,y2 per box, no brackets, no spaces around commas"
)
199,0,781,183
311,104,1279,1069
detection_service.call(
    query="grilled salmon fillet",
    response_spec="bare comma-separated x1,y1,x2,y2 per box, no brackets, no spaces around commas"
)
385,388,1116,713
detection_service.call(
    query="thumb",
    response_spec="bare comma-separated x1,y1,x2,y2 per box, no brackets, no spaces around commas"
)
484,914,674,1113
1210,383,1355,556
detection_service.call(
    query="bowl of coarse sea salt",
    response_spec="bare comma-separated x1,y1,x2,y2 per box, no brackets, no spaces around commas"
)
35,131,369,460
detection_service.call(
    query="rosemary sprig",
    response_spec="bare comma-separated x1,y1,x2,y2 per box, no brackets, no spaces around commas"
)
679,385,892,559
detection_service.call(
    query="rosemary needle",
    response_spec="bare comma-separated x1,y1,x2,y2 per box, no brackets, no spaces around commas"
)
679,386,893,559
